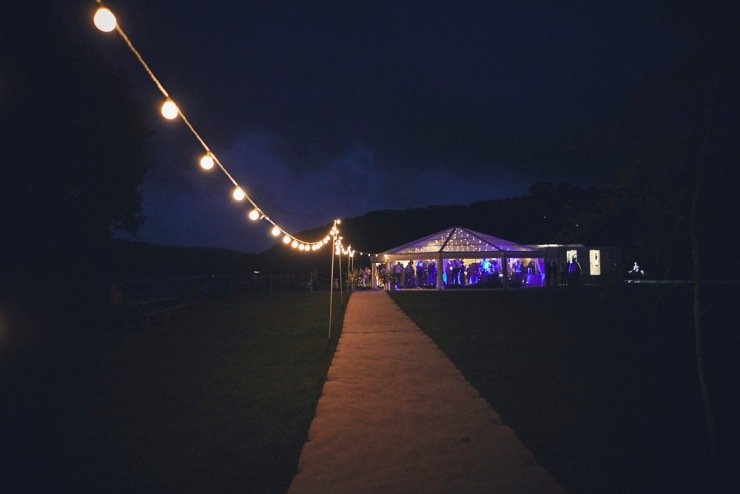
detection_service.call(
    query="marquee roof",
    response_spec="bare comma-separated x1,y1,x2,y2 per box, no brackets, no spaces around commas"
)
377,226,540,257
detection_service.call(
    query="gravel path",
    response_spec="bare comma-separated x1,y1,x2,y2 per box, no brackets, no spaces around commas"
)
288,290,563,494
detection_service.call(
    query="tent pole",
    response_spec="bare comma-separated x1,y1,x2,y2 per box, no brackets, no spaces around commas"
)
347,254,352,293
502,257,509,288
436,253,443,289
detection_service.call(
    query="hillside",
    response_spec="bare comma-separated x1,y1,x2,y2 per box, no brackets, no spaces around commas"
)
259,182,605,271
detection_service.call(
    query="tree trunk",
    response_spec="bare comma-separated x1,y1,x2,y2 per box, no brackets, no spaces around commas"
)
690,177,717,474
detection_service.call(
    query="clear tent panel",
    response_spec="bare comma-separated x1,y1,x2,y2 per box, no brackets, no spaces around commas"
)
382,227,539,255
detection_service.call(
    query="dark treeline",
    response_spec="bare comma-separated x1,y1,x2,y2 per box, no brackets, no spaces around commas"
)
109,240,259,280
325,182,603,251
1,2,151,302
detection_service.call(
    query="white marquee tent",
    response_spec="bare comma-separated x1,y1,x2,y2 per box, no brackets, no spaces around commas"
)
372,226,545,289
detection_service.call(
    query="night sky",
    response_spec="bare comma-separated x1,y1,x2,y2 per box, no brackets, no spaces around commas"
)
67,1,722,253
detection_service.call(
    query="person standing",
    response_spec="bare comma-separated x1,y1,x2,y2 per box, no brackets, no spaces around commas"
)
405,261,415,288
568,256,582,286
628,261,645,279
416,261,426,287
393,262,403,289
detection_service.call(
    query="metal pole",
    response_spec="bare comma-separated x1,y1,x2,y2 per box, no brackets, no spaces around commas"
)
338,248,343,304
328,241,335,342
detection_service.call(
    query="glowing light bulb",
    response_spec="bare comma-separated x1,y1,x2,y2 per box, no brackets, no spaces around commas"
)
248,209,260,221
94,7,117,32
161,99,179,120
271,226,281,237
298,244,305,251
291,240,299,248
283,235,291,244
232,187,245,201
199,153,215,170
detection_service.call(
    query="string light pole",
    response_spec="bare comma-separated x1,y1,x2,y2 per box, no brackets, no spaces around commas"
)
327,220,341,342
328,237,336,342
347,248,352,293
337,238,344,304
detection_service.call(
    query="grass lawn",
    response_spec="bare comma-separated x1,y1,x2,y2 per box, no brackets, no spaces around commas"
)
1,290,345,493
391,285,739,493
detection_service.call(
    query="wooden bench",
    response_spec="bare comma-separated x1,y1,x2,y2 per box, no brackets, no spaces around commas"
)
124,297,187,328
142,303,188,328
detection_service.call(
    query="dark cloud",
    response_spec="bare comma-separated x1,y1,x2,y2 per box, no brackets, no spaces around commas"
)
127,131,532,251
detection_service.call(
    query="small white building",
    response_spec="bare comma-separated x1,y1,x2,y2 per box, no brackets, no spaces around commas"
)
531,243,623,284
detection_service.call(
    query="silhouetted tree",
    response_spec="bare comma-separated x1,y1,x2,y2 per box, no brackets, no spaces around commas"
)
1,2,151,296
572,16,739,279
573,10,740,483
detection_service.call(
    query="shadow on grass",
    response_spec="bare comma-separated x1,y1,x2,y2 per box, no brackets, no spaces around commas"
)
1,290,346,493
390,285,739,493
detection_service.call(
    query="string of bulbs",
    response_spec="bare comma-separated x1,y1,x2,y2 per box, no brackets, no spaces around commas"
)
92,1,375,259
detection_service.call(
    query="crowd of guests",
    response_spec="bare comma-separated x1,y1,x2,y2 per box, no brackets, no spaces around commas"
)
370,256,586,289
378,260,440,289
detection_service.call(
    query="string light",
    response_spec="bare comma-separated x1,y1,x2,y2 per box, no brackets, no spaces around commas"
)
199,153,215,171
160,98,179,120
232,187,246,201
91,3,375,255
93,7,117,32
